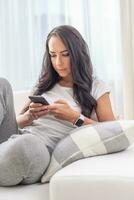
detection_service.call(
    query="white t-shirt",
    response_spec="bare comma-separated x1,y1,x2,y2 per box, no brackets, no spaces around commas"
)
23,77,110,152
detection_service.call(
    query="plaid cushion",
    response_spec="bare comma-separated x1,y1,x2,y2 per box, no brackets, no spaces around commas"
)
41,120,134,183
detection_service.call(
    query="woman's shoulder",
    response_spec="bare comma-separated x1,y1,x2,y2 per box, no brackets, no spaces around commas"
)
91,76,111,100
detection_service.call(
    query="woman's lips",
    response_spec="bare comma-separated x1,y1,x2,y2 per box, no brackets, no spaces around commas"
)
58,69,66,71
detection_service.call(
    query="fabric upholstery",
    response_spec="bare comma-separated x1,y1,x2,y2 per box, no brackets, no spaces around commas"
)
41,120,134,183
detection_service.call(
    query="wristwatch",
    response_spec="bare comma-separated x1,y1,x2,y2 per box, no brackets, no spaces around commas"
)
74,114,85,127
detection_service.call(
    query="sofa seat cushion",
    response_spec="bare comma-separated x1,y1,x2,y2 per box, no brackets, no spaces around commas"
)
0,183,49,200
50,144,134,200
42,120,134,183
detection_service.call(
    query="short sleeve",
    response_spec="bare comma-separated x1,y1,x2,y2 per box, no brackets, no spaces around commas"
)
91,77,111,100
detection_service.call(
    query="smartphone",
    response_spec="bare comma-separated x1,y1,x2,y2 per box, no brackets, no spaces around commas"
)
29,95,49,105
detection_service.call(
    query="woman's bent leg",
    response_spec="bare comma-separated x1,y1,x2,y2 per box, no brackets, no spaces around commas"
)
0,78,18,143
0,134,50,186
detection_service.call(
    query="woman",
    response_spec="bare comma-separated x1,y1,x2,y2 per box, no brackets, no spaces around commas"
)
0,25,115,186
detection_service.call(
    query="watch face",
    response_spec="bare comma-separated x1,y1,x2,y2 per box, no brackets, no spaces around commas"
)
75,118,84,127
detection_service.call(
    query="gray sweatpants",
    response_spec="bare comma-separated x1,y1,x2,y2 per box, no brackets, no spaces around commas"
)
0,78,50,186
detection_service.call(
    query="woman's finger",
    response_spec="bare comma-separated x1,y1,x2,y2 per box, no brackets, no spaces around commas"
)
37,110,49,116
29,102,43,108
29,109,49,120
29,106,48,113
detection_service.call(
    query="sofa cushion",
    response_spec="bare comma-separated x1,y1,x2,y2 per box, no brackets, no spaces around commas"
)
50,144,134,200
41,120,134,183
0,183,49,200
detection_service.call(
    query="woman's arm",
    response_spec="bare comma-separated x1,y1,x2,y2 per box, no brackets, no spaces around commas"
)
70,92,115,125
95,93,115,121
17,89,36,128
47,93,115,125
17,100,49,129
83,93,116,125
47,93,115,126
16,100,33,128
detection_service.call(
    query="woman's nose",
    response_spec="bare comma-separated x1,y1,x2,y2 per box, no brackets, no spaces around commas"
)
56,55,62,66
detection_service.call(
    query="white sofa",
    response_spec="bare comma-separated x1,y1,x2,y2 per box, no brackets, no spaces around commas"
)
0,91,134,200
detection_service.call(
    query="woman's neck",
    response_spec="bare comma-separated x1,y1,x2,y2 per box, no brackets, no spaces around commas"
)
59,77,73,87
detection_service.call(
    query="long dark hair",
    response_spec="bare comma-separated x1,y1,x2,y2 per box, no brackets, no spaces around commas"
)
34,25,97,117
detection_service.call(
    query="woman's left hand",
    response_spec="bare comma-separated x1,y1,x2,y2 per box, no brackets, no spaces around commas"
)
47,99,79,123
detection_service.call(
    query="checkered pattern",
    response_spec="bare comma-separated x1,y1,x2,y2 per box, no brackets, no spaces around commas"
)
41,120,134,183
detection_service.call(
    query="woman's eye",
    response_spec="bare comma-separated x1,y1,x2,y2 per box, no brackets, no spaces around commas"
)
50,54,56,57
62,53,69,57
49,53,69,57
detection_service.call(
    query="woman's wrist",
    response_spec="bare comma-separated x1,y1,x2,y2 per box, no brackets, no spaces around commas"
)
83,117,97,125
69,111,97,126
69,111,80,124
17,113,33,128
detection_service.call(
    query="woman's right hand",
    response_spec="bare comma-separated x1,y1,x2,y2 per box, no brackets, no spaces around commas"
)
28,102,49,119
17,102,49,128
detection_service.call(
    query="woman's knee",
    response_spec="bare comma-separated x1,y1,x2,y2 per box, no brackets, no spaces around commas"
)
0,78,12,92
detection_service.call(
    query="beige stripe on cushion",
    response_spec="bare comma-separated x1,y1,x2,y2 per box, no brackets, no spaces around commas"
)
71,126,107,157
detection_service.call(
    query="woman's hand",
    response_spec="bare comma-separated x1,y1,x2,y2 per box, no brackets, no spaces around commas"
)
47,99,80,123
28,102,49,119
17,102,48,128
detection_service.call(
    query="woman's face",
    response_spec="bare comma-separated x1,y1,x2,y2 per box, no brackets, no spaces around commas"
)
48,36,72,80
